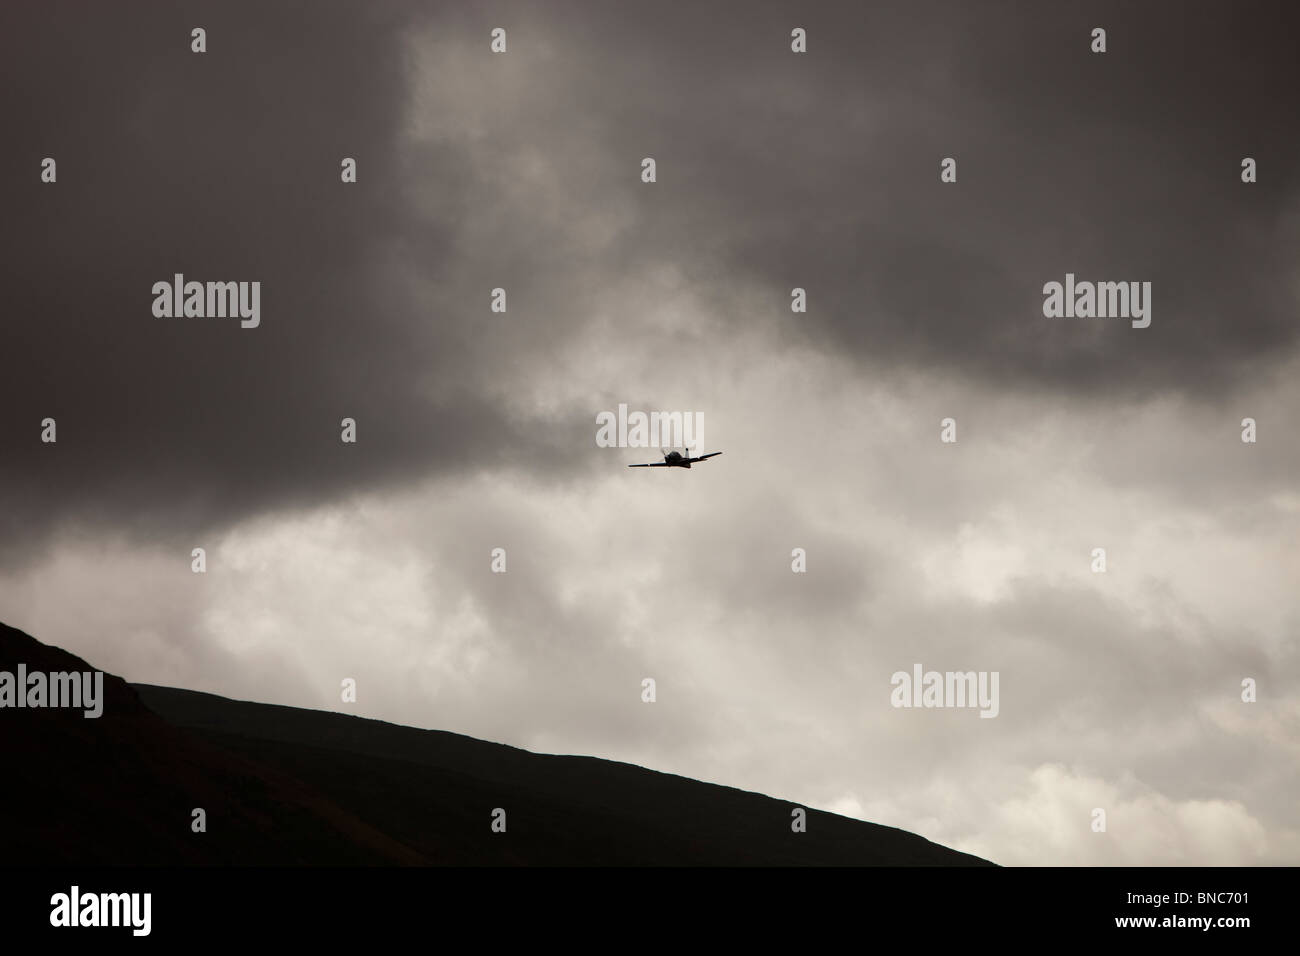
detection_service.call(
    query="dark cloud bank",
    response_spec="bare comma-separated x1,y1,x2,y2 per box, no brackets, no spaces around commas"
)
2,0,1297,561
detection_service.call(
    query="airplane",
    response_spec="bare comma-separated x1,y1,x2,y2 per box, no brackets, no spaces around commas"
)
627,447,723,469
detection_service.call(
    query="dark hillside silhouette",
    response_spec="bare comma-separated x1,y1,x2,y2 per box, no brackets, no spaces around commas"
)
1,621,992,866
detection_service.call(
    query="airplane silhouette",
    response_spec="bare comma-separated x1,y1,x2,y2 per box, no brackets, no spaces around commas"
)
627,448,723,469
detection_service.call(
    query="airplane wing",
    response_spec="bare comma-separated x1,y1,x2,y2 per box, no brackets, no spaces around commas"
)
689,452,723,462
628,462,671,467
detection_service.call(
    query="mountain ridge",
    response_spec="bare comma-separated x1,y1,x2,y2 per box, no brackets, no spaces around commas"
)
1,621,994,866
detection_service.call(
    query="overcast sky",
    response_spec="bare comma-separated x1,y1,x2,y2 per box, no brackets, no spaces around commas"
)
2,0,1298,865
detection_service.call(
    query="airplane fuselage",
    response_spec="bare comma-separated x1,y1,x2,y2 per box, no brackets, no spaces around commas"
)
626,448,721,469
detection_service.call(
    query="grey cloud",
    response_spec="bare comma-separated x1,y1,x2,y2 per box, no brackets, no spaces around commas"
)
5,0,1298,563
